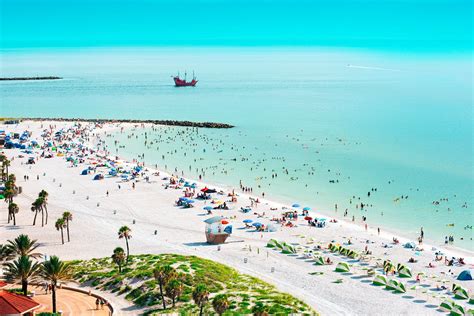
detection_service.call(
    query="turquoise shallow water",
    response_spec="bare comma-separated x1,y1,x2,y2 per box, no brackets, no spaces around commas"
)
1,48,472,250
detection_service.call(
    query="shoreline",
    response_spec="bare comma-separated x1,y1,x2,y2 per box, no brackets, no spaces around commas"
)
2,120,473,315
100,122,474,258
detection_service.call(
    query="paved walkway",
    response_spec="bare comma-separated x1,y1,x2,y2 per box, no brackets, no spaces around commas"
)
6,285,112,315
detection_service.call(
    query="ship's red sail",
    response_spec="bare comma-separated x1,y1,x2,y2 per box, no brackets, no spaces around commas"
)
173,75,198,87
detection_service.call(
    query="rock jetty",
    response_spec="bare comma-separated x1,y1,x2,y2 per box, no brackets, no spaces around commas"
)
0,76,62,81
17,117,234,129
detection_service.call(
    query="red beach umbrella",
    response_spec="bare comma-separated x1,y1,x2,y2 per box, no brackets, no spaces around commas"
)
304,216,312,221
221,220,229,225
201,187,208,192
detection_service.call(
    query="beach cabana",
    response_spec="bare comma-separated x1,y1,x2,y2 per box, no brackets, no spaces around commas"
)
314,256,325,266
452,285,469,300
204,216,231,244
457,270,473,281
397,265,412,278
372,275,388,286
335,262,350,273
266,239,279,248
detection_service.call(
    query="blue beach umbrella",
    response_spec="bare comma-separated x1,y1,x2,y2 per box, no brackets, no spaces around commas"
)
252,222,262,227
292,203,300,208
187,200,195,204
203,206,213,211
303,207,311,211
243,219,253,223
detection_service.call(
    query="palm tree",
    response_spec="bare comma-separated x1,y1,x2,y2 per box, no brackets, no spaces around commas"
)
6,234,41,259
153,265,176,310
252,302,270,316
212,294,230,316
39,190,49,225
31,199,40,226
165,279,183,308
3,158,10,180
40,256,73,313
111,247,126,273
36,197,45,227
118,226,132,261
4,255,41,296
55,218,66,244
62,211,73,242
192,284,209,316
8,202,19,226
0,244,12,263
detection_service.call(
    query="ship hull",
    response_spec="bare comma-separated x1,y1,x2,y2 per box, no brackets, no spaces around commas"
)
174,77,198,87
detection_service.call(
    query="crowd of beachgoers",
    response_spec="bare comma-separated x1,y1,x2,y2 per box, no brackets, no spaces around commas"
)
1,120,473,315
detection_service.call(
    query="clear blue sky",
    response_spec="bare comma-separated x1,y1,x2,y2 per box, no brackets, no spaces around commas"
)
0,0,472,51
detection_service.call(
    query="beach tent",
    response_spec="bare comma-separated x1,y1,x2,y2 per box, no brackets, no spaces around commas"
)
457,270,473,281
453,286,469,300
393,281,406,293
385,279,399,291
81,169,88,175
267,239,279,248
372,275,388,286
93,174,103,180
314,256,325,265
450,304,466,316
397,265,412,278
439,301,453,312
404,242,416,249
335,262,350,273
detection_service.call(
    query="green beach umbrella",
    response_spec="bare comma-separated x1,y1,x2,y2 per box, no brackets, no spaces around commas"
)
373,275,388,286
385,279,399,291
335,262,350,273
393,281,406,293
266,239,278,248
450,303,465,316
454,286,469,300
440,301,453,312
398,265,412,278
314,256,325,265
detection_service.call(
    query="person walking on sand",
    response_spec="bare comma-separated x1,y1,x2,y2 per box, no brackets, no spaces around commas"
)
95,298,100,310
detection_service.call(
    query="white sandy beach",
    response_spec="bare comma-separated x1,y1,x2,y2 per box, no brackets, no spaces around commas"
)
1,120,473,315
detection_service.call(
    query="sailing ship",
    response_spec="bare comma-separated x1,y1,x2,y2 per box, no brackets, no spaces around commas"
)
173,71,198,87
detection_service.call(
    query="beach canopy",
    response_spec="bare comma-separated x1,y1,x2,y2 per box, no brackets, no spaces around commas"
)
373,275,388,286
204,216,225,224
266,239,279,248
335,262,350,273
457,270,473,281
314,256,325,266
452,284,469,300
397,265,412,278
385,279,399,291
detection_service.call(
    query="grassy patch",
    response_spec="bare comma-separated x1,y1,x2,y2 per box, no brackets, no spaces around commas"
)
69,253,316,315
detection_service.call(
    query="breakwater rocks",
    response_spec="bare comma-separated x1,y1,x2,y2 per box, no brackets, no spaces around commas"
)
19,118,235,129
0,76,62,81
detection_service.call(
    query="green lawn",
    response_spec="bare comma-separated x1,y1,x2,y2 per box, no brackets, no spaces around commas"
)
69,254,316,315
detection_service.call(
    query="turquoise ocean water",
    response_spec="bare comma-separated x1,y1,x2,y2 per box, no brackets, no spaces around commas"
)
0,48,472,250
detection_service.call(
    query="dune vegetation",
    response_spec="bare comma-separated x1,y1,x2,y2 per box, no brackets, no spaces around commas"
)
70,253,315,315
